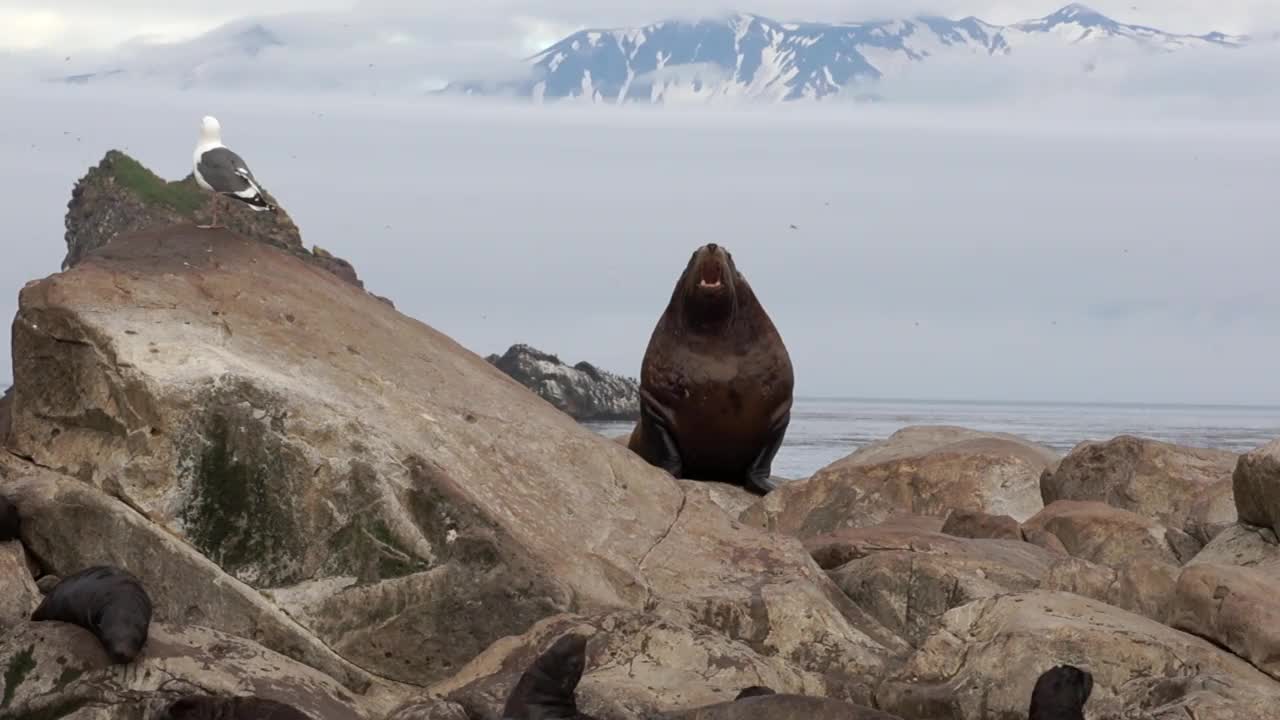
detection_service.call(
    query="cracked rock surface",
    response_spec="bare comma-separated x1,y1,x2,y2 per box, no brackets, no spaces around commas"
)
1,226,897,715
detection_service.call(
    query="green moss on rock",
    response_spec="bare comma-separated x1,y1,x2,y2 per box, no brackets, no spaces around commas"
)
322,461,428,583
180,401,305,587
2,645,36,706
104,150,205,216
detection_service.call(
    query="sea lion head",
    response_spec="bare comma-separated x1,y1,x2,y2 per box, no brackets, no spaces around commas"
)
1029,664,1093,719
673,243,743,332
96,581,153,664
501,633,589,719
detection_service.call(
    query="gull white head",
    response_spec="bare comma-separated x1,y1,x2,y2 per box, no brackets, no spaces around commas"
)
199,115,222,142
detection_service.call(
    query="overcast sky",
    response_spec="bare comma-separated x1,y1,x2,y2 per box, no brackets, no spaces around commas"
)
3,0,1280,53
3,73,1280,405
1,2,1280,408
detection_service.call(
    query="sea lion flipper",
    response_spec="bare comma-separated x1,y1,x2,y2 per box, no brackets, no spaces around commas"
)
745,408,790,494
639,390,683,478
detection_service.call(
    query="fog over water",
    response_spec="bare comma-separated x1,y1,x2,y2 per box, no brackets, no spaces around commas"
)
3,80,1280,415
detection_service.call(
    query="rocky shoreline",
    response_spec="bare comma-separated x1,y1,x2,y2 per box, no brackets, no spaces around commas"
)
1,158,1280,719
485,344,639,422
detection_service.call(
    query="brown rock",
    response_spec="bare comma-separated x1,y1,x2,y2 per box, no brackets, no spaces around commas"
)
1022,527,1069,556
0,541,40,634
1040,435,1237,535
0,454,379,694
387,699,470,720
5,227,895,695
61,150,373,294
1187,478,1238,545
940,509,1022,541
0,621,370,720
876,590,1280,720
741,426,1056,537
0,385,11,446
1112,556,1179,624
1022,500,1191,568
1042,553,1183,625
664,695,904,719
1041,556,1116,600
817,523,1055,646
1171,563,1280,681
1187,523,1280,570
438,609,901,720
1233,439,1280,536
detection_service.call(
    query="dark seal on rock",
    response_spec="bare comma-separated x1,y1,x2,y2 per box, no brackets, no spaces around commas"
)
31,565,153,663
160,695,312,720
627,243,794,495
733,687,775,700
1028,664,1093,720
501,633,598,720
0,492,19,542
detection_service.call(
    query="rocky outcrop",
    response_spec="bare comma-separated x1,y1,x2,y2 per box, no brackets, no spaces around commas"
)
0,454,376,692
1187,522,1280,570
1233,439,1280,536
1022,500,1199,567
0,385,11,445
2,226,898,709
741,426,1057,537
62,150,376,297
485,344,639,422
1171,563,1280,681
940,509,1022,541
0,541,39,633
437,609,900,719
877,591,1280,719
809,519,1057,646
1041,435,1237,540
9,188,1280,720
0,621,369,720
1041,555,1178,623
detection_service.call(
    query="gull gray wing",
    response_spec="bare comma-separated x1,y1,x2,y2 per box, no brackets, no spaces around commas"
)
197,146,274,210
197,147,259,195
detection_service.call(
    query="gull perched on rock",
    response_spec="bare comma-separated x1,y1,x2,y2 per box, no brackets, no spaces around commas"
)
192,115,276,229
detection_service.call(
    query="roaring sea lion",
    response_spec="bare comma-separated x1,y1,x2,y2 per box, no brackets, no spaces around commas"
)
0,492,19,542
628,243,794,495
1028,664,1093,720
160,695,312,720
31,565,153,664
501,634,598,720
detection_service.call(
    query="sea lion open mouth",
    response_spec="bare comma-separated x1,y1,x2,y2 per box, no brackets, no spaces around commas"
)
698,258,724,289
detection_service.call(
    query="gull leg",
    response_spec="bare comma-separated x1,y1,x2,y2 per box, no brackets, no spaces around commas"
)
197,195,220,230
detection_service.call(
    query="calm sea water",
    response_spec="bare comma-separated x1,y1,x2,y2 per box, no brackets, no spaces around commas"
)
584,398,1280,481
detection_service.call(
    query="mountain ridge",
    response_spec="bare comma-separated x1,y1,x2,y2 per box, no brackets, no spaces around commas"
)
447,3,1246,103
52,3,1248,103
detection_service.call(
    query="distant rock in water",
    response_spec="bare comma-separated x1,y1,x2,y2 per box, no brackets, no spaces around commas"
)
486,344,639,422
63,150,382,302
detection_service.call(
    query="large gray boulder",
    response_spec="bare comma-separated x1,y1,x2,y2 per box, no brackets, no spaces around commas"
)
877,591,1280,719
741,426,1056,537
1232,439,1280,537
2,227,897,704
1041,436,1237,539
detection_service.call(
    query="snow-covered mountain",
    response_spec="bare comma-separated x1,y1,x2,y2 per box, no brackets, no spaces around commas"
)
46,3,1247,102
448,3,1246,103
